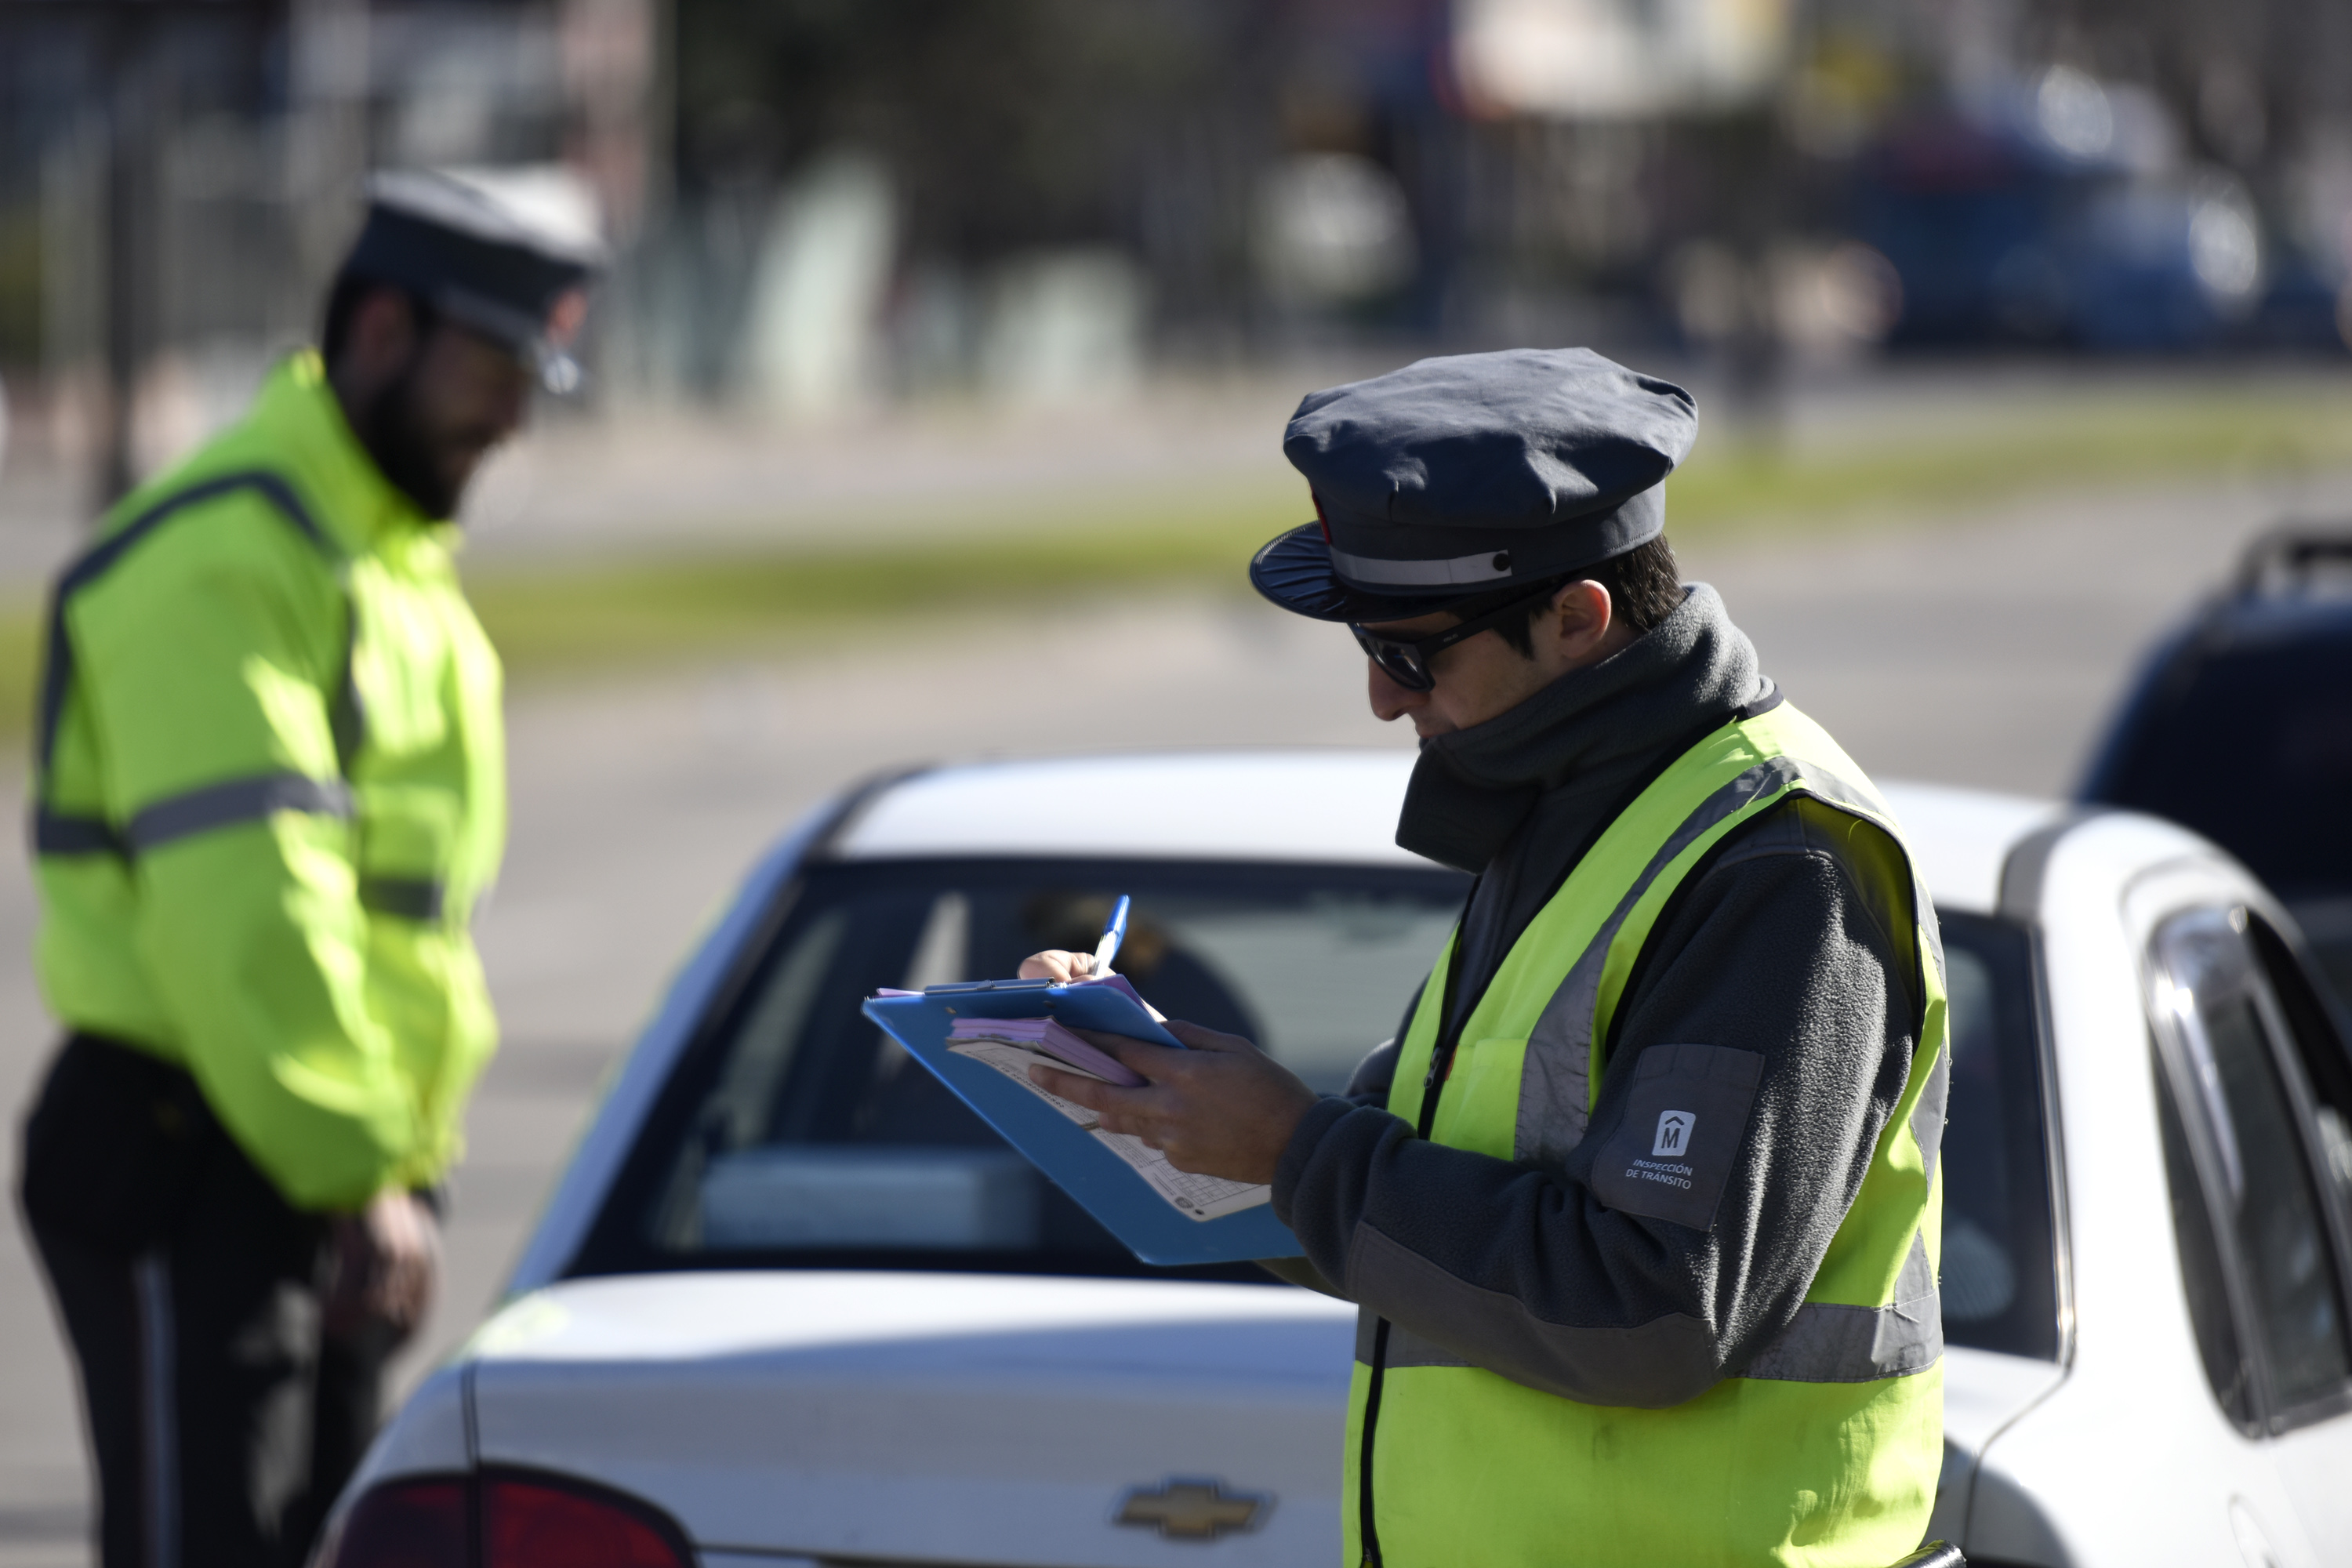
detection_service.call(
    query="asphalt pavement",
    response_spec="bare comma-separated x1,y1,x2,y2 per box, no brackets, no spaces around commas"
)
0,457,2346,1563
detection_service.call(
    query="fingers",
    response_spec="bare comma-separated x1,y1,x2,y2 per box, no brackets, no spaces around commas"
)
1062,1023,1260,1083
376,1254,421,1327
403,1245,438,1327
1164,1018,1258,1054
363,1192,440,1332
1068,1028,1197,1069
1017,949,1097,982
1028,1064,1167,1144
1031,1062,1107,1108
1029,1062,1150,1113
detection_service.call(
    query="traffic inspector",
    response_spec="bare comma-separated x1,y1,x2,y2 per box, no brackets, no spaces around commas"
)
1024,348,1950,1568
19,172,596,1565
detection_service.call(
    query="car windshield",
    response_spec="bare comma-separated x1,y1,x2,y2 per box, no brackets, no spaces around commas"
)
576,860,2060,1359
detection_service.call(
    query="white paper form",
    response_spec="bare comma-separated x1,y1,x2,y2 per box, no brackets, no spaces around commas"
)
946,1036,1272,1221
946,1038,1108,1127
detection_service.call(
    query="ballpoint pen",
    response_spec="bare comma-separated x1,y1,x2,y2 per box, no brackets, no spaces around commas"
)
1092,895,1131,977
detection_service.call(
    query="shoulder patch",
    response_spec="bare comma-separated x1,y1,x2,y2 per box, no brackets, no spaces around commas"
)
1588,1043,1762,1231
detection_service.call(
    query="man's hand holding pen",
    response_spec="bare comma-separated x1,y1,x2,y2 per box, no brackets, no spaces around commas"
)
1018,946,1319,1186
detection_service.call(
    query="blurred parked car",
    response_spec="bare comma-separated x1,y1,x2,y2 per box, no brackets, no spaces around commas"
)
316,752,2352,1567
2082,532,2352,1004
1851,70,2336,351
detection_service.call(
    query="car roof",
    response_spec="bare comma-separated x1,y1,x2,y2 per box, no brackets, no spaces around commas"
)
2196,590,2352,650
835,750,1434,868
829,750,2061,916
1878,781,2061,915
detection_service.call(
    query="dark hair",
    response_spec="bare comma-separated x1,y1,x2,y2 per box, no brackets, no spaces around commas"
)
320,270,434,367
1461,534,1683,657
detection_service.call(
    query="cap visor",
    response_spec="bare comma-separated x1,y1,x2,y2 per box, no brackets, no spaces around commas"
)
1249,524,1471,623
432,288,582,391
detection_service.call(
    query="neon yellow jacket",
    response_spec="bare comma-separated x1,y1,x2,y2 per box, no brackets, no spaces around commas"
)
32,351,506,1211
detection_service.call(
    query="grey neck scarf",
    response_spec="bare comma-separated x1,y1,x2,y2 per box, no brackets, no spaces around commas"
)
1394,583,1768,875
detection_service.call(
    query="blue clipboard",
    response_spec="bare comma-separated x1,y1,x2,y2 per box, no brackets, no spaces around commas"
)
862,979,1303,1266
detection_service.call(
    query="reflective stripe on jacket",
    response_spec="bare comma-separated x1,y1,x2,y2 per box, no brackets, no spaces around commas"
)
31,351,506,1211
1349,699,1948,1568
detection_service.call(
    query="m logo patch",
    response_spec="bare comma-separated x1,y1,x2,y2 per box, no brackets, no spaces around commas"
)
1652,1109,1696,1156
1593,1047,1759,1231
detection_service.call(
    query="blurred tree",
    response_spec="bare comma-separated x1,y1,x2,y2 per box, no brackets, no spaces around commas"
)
674,0,1246,261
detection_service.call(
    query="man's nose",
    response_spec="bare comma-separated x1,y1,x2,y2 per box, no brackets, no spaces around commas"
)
1367,660,1422,722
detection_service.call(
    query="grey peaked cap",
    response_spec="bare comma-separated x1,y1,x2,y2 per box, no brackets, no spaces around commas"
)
1254,347,1698,621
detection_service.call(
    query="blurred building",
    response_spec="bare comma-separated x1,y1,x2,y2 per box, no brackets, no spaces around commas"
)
0,0,655,509
5,0,2352,512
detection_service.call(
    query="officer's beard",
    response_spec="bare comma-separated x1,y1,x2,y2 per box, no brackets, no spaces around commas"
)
355,354,467,522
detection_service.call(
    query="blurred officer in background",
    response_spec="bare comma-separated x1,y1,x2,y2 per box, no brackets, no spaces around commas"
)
1029,349,1950,1567
17,172,597,1566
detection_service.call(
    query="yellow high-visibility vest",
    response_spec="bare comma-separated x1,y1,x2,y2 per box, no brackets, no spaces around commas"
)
1351,700,1948,1567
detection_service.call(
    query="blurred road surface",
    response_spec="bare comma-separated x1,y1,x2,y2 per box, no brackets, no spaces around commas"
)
0,463,2347,1562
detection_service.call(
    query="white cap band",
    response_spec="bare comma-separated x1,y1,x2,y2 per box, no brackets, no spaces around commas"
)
1329,545,1516,588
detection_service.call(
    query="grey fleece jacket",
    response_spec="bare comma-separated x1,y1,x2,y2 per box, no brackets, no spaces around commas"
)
1268,584,1925,1409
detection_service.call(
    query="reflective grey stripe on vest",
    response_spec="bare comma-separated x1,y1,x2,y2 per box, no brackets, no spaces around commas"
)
1359,1310,1471,1370
359,876,446,922
1512,754,1900,1170
45,781,448,922
35,472,334,779
31,469,365,856
33,808,125,856
1741,1230,1943,1384
1909,1040,1951,1187
1355,1228,1941,1384
125,772,352,854
34,773,352,858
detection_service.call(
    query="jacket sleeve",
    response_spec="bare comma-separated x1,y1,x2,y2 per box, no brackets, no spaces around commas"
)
1270,800,1921,1408
1254,978,1428,1294
78,498,415,1210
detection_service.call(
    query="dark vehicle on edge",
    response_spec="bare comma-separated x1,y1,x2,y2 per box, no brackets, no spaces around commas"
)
2082,531,2352,1004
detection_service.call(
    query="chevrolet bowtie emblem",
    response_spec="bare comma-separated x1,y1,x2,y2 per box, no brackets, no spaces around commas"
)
1115,1477,1270,1541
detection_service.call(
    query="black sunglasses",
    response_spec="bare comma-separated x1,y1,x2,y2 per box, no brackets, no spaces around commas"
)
1349,583,1560,692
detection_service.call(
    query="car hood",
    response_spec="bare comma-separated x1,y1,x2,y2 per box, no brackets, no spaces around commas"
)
455,1270,1355,1566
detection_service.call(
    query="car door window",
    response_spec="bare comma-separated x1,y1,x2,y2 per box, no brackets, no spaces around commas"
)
2152,907,2352,1421
2245,915,2352,1222
2154,1062,2256,1426
1936,912,2060,1359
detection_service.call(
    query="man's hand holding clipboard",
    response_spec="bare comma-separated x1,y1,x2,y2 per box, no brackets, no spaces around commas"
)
1017,896,1319,1189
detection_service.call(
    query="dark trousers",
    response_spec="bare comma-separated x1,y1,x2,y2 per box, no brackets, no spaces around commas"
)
18,1035,393,1568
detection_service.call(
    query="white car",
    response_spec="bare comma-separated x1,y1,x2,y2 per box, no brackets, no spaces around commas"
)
318,751,2352,1568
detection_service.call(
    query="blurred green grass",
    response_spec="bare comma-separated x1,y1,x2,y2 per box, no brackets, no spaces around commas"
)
0,379,2347,746
466,382,2352,678
1668,387,2352,523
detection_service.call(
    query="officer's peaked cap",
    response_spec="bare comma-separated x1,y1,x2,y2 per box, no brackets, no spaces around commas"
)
1251,347,1698,622
342,169,606,387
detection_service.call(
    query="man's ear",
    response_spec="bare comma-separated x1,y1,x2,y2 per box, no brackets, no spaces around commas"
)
1546,579,1615,661
333,289,420,397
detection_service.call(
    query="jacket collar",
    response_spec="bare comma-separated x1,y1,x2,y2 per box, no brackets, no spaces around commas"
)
248,350,448,559
1394,583,1766,873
